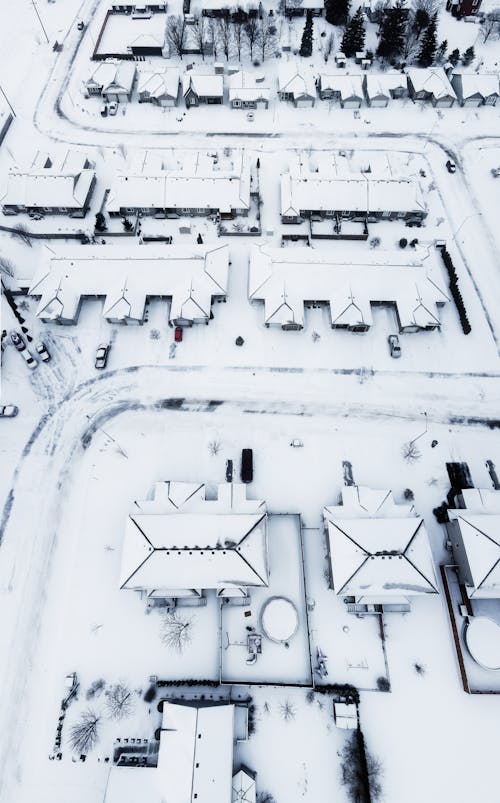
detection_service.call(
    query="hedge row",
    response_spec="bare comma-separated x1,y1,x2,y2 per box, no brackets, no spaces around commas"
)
315,683,360,705
439,247,471,335
157,679,220,688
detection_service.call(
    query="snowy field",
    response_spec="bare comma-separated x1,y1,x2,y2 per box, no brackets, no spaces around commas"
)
1,0,500,801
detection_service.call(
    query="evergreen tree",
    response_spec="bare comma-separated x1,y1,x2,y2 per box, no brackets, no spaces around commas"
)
461,45,475,65
417,13,437,67
436,38,447,63
413,6,429,34
377,0,408,60
341,6,366,57
325,0,351,27
300,9,314,56
448,47,460,67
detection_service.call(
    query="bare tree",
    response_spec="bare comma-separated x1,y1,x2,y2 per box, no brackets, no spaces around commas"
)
217,16,233,60
160,611,195,653
191,14,208,58
69,710,100,754
105,683,134,720
480,8,500,42
258,13,277,62
340,731,383,802
11,223,32,247
244,17,260,60
233,17,246,60
208,19,220,59
208,439,222,455
0,257,14,277
401,441,421,464
166,15,186,58
279,699,296,722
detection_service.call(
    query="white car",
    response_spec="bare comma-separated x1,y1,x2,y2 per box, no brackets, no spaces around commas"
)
107,102,118,116
20,349,37,369
0,405,18,418
36,342,50,362
246,111,255,122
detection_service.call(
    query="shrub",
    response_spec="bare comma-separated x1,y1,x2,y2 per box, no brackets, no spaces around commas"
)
399,237,408,249
376,676,390,692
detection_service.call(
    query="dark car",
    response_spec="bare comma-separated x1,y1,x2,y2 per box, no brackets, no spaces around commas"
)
446,159,456,174
10,331,26,351
174,326,183,343
95,344,110,369
241,449,253,484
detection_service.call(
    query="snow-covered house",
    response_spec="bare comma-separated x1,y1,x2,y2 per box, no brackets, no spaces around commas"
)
1,166,96,217
105,702,236,803
183,71,224,106
228,71,271,109
284,0,325,15
248,243,448,332
447,488,500,600
278,63,316,107
137,67,180,105
120,481,268,600
111,2,167,11
407,68,457,107
323,486,439,610
450,72,499,107
318,74,364,107
232,769,257,802
280,171,427,223
363,72,408,106
106,155,250,218
84,60,136,101
27,244,229,326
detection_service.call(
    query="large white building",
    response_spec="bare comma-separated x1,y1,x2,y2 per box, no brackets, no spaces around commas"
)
248,243,448,332
324,486,439,608
28,244,229,326
120,481,269,599
105,702,235,803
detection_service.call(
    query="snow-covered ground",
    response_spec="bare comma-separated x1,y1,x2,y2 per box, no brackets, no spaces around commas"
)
1,1,500,802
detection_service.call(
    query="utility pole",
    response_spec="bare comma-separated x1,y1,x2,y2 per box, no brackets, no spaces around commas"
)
0,84,15,117
31,0,49,44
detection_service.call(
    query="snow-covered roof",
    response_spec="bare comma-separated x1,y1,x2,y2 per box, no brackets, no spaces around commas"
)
249,243,448,330
407,68,457,100
363,71,407,99
449,512,500,598
28,244,229,324
120,482,269,594
333,702,357,729
228,71,271,103
137,66,180,99
106,154,250,215
319,73,364,99
0,169,95,210
105,703,235,803
451,72,500,101
85,59,136,93
182,71,224,98
232,770,256,803
324,486,438,598
281,172,426,217
278,62,316,99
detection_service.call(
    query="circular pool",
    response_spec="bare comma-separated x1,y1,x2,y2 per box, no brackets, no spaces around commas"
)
261,597,299,644
465,617,500,670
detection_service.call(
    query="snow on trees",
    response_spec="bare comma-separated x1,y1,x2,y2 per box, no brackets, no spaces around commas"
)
299,10,314,57
341,7,366,58
166,15,187,59
325,0,351,26
417,14,437,67
377,0,407,60
105,683,134,720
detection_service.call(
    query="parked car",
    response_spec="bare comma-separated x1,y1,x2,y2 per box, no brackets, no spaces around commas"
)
241,448,253,484
0,405,18,418
76,20,85,30
20,349,37,369
100,105,108,117
174,326,183,343
95,344,110,369
107,102,118,116
35,342,50,362
388,334,401,358
246,111,255,122
290,439,304,448
226,459,233,483
10,331,25,351
446,159,456,174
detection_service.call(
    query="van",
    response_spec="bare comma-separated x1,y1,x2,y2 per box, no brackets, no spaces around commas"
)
241,449,253,483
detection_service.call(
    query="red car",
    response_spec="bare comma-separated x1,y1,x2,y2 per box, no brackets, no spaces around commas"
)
174,326,183,343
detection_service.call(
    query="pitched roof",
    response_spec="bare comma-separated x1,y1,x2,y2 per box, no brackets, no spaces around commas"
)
0,170,95,210
86,60,136,93
28,244,229,324
278,62,316,98
449,511,500,596
452,72,499,100
228,71,271,103
364,72,407,99
249,243,448,331
137,67,180,99
407,68,457,100
182,72,224,98
120,482,269,593
324,487,438,597
319,73,364,99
